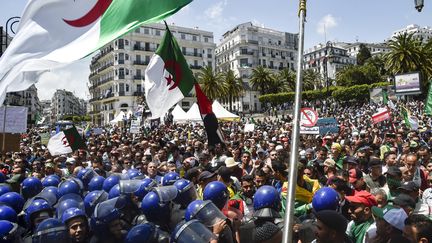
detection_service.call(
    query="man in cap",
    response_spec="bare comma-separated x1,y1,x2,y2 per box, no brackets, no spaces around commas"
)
343,156,359,171
393,193,416,216
330,143,345,169
372,206,409,242
398,181,431,217
313,210,351,243
345,191,377,243
384,166,403,202
320,159,337,185
197,171,217,199
363,158,386,191
349,168,366,192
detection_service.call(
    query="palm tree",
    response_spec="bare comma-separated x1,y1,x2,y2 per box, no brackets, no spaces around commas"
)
384,33,425,76
196,66,226,100
250,66,273,94
302,69,322,90
276,68,295,92
222,70,244,111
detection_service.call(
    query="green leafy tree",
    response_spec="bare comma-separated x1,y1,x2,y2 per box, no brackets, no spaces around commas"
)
357,44,372,65
222,69,244,111
336,64,383,86
250,66,273,94
365,55,387,76
275,68,295,92
302,69,322,90
196,66,226,100
384,33,424,75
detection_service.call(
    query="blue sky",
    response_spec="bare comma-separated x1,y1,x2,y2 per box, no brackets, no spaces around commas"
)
1,0,431,100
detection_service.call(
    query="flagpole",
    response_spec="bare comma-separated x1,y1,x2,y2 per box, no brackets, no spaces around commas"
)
282,0,307,242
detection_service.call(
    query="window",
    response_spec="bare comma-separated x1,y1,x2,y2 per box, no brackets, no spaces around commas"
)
204,37,208,42
135,28,140,33
181,33,186,39
144,28,149,34
126,84,129,92
192,35,197,41
182,101,189,107
155,30,161,36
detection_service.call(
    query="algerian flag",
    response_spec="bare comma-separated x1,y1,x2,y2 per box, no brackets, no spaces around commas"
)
145,24,195,119
0,0,192,105
47,126,86,156
401,106,418,129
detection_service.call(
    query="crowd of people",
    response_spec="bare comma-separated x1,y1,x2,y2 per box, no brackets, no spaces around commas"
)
0,99,431,243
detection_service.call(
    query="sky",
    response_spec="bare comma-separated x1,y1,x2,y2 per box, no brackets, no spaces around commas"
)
1,0,431,100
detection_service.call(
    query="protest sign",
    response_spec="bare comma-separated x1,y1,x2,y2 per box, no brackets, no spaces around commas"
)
317,118,339,135
244,124,255,132
0,106,28,133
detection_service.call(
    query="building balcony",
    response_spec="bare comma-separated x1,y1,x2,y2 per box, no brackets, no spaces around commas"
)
133,60,149,65
133,91,143,96
190,65,203,70
91,47,114,65
133,75,144,80
183,52,202,57
133,45,157,52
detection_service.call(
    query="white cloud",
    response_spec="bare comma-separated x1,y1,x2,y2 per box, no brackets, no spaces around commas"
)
251,19,265,28
204,0,228,19
36,58,90,101
316,14,338,35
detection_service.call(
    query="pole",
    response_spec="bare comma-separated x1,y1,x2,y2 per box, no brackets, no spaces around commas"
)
282,0,307,242
0,26,3,56
2,106,7,153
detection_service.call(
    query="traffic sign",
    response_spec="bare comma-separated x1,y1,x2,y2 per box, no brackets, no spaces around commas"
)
300,108,318,127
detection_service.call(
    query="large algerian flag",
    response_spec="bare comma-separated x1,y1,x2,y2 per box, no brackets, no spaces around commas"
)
0,0,192,105
145,24,195,119
47,126,87,156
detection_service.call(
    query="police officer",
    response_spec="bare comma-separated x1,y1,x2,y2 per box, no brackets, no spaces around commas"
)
62,207,90,243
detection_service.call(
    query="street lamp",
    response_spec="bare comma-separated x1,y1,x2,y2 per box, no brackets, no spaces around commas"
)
325,41,333,96
415,0,424,12
1,16,20,56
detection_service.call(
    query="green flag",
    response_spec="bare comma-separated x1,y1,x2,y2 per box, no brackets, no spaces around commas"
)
382,89,388,105
425,81,432,115
401,106,411,129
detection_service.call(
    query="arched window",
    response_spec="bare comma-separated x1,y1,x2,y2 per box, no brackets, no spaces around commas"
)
120,103,129,108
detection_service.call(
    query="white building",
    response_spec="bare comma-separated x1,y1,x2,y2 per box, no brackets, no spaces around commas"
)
51,89,86,122
3,85,42,125
391,24,432,42
304,42,356,87
341,42,391,58
88,23,216,125
215,22,298,112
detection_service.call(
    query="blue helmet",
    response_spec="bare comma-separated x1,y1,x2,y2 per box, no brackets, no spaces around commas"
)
58,179,81,198
108,184,121,199
312,187,340,212
137,178,158,200
77,168,98,189
84,190,109,217
127,169,143,180
173,179,197,208
125,222,169,243
203,181,229,210
90,196,126,233
0,205,17,223
88,176,105,191
32,218,68,243
0,220,18,243
41,186,59,200
24,198,52,227
253,185,281,218
185,200,204,221
171,219,215,243
141,191,171,223
42,175,61,188
61,207,87,224
0,184,12,197
162,172,180,186
188,200,226,227
102,175,121,192
119,179,157,201
21,177,43,199
56,194,84,220
0,192,25,213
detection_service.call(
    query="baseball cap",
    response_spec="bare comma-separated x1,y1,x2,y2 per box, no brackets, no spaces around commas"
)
393,193,416,209
65,157,76,165
383,208,408,231
349,168,363,184
257,148,265,154
384,166,402,177
323,159,336,168
198,171,216,182
275,145,283,151
398,181,419,192
371,205,395,219
344,156,358,165
345,190,377,207
368,158,382,168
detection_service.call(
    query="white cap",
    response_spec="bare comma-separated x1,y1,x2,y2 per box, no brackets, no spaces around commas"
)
275,145,283,151
383,208,408,231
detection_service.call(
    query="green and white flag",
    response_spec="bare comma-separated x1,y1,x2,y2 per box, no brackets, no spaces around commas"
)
47,126,86,156
382,89,388,105
0,0,192,105
145,24,196,118
425,81,432,115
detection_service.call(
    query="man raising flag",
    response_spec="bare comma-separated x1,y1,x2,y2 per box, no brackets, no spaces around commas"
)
145,23,224,146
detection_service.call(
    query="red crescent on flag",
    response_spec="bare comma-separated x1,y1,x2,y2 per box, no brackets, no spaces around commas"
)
164,60,182,91
63,0,113,27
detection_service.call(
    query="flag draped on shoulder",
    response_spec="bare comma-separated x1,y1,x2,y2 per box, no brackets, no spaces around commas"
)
0,0,192,105
195,83,225,147
47,126,86,156
144,23,195,119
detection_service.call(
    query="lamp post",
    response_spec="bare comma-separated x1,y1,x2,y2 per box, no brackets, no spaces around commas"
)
415,0,424,12
1,17,20,56
324,41,333,96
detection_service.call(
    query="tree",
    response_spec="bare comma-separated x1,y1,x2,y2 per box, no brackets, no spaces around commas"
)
357,44,372,65
196,66,226,100
250,66,273,94
336,64,383,86
384,33,424,76
365,55,387,76
275,68,295,92
302,69,322,90
222,69,244,111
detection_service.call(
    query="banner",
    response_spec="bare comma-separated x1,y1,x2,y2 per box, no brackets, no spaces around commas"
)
372,110,391,124
317,118,339,135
